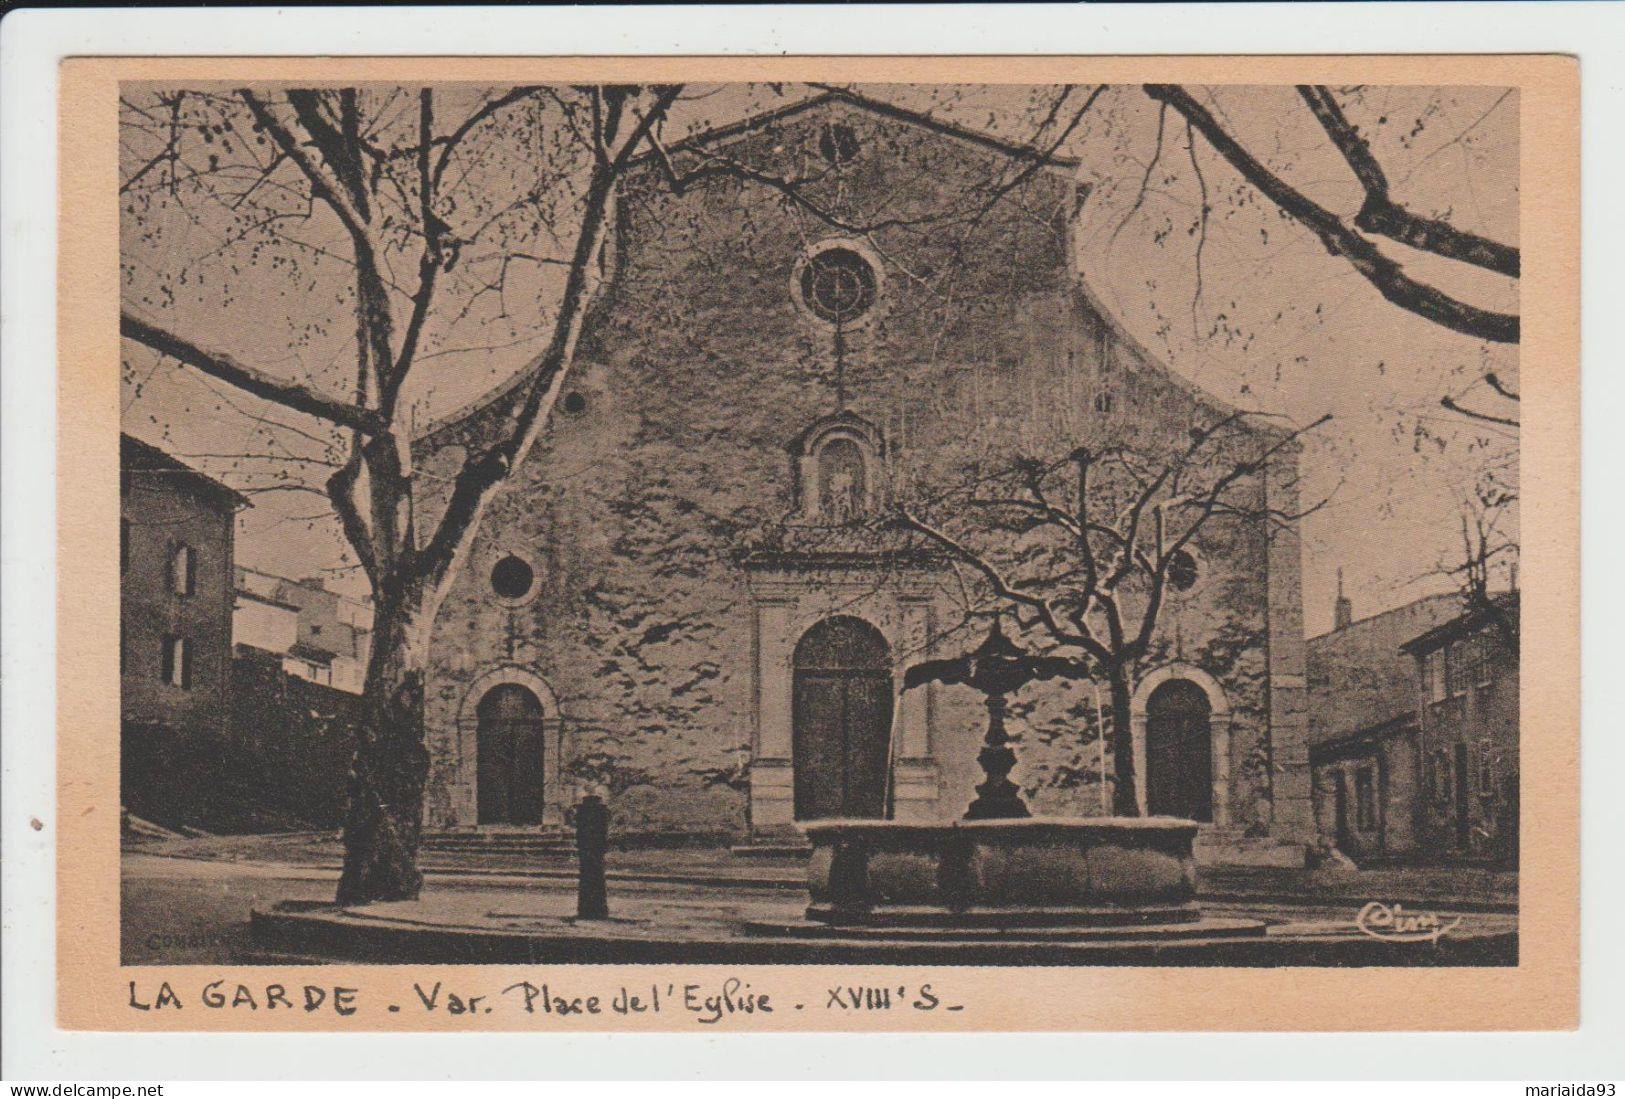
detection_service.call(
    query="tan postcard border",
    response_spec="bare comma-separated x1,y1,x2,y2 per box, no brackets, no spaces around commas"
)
59,53,1578,1032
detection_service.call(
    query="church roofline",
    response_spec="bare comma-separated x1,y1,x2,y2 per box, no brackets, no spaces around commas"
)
629,86,1081,175
416,89,1297,450
1065,276,1297,443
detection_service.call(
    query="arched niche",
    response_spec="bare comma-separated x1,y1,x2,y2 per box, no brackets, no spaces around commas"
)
788,411,886,524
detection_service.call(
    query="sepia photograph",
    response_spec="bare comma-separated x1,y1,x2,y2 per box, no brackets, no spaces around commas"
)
112,75,1528,971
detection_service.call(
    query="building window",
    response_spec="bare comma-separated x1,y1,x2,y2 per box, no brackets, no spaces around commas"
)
1447,641,1465,696
161,635,192,689
799,246,877,325
1354,767,1376,830
1166,548,1200,594
489,553,536,602
1426,650,1447,703
169,543,196,597
1478,740,1496,796
1093,391,1114,414
1472,638,1494,689
1429,749,1452,804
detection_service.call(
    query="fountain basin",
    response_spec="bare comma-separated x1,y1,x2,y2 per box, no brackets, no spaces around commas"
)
802,816,1200,928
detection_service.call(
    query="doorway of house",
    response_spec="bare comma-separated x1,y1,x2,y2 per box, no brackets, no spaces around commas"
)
1454,741,1471,851
792,616,893,820
1333,770,1352,852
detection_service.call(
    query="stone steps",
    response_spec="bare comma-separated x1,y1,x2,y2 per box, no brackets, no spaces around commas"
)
729,842,812,859
1195,826,1307,868
422,830,576,856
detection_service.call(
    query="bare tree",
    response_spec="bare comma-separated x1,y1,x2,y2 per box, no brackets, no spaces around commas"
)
121,84,690,903
898,412,1329,816
1440,468,1520,649
119,83,1098,900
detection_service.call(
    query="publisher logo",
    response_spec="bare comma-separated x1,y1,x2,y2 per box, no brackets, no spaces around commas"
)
1354,901,1462,943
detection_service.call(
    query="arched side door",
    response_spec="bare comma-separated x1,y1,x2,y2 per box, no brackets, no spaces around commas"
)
792,616,893,820
1144,678,1214,822
476,684,545,825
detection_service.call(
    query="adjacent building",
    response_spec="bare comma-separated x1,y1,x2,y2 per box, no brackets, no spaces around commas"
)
413,89,1316,857
121,433,250,740
121,434,250,827
1403,594,1520,863
234,567,373,693
1307,581,1519,865
1306,587,1460,861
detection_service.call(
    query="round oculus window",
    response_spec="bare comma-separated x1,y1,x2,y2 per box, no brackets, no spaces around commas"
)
800,247,877,324
490,554,535,600
1167,548,1200,594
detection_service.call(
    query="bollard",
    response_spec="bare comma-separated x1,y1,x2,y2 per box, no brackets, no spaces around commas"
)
575,793,609,919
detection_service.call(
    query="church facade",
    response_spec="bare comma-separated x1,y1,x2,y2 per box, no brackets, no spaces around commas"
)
414,90,1314,855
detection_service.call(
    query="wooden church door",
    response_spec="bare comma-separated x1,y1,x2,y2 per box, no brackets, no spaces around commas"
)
476,684,545,825
792,616,893,820
1144,678,1214,822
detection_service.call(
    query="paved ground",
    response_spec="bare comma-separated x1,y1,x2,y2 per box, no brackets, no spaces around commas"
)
121,852,801,965
126,830,1521,905
123,836,1518,966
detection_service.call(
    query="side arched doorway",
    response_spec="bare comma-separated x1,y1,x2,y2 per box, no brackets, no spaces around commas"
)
475,684,545,825
792,616,893,820
1143,679,1214,821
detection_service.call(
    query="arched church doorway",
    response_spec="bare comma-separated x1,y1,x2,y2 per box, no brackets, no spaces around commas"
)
1144,678,1214,821
475,683,545,825
792,616,893,820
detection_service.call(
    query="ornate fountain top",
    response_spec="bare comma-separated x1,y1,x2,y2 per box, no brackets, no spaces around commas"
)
902,618,1090,820
903,618,1086,697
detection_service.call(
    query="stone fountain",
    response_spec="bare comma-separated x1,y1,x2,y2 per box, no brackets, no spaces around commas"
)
777,620,1261,941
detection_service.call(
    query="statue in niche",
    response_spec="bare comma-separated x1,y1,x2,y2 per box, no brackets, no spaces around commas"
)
818,437,867,524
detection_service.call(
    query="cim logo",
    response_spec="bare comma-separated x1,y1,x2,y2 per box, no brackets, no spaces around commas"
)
1354,901,1463,943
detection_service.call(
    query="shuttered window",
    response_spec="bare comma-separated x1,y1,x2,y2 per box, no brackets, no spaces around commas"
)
169,543,196,597
161,635,192,689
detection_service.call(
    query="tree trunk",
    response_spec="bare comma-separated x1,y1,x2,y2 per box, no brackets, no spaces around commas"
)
1107,669,1141,817
336,585,433,905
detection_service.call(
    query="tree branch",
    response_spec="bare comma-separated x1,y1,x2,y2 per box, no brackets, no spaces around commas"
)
896,506,1111,664
121,311,387,436
1146,84,1519,343
1484,372,1520,402
1297,85,1519,278
418,86,682,591
1441,395,1521,428
238,89,367,243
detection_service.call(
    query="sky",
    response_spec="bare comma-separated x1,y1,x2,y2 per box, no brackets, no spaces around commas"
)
119,82,1519,637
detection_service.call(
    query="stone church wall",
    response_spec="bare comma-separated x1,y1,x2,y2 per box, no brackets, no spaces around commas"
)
415,100,1301,841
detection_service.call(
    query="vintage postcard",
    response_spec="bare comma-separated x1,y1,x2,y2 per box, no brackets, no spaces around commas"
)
60,53,1577,1032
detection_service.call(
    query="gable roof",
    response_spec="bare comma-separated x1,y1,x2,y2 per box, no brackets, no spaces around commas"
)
1306,593,1461,747
122,433,251,511
638,86,1080,174
419,88,1280,448
1401,592,1519,656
